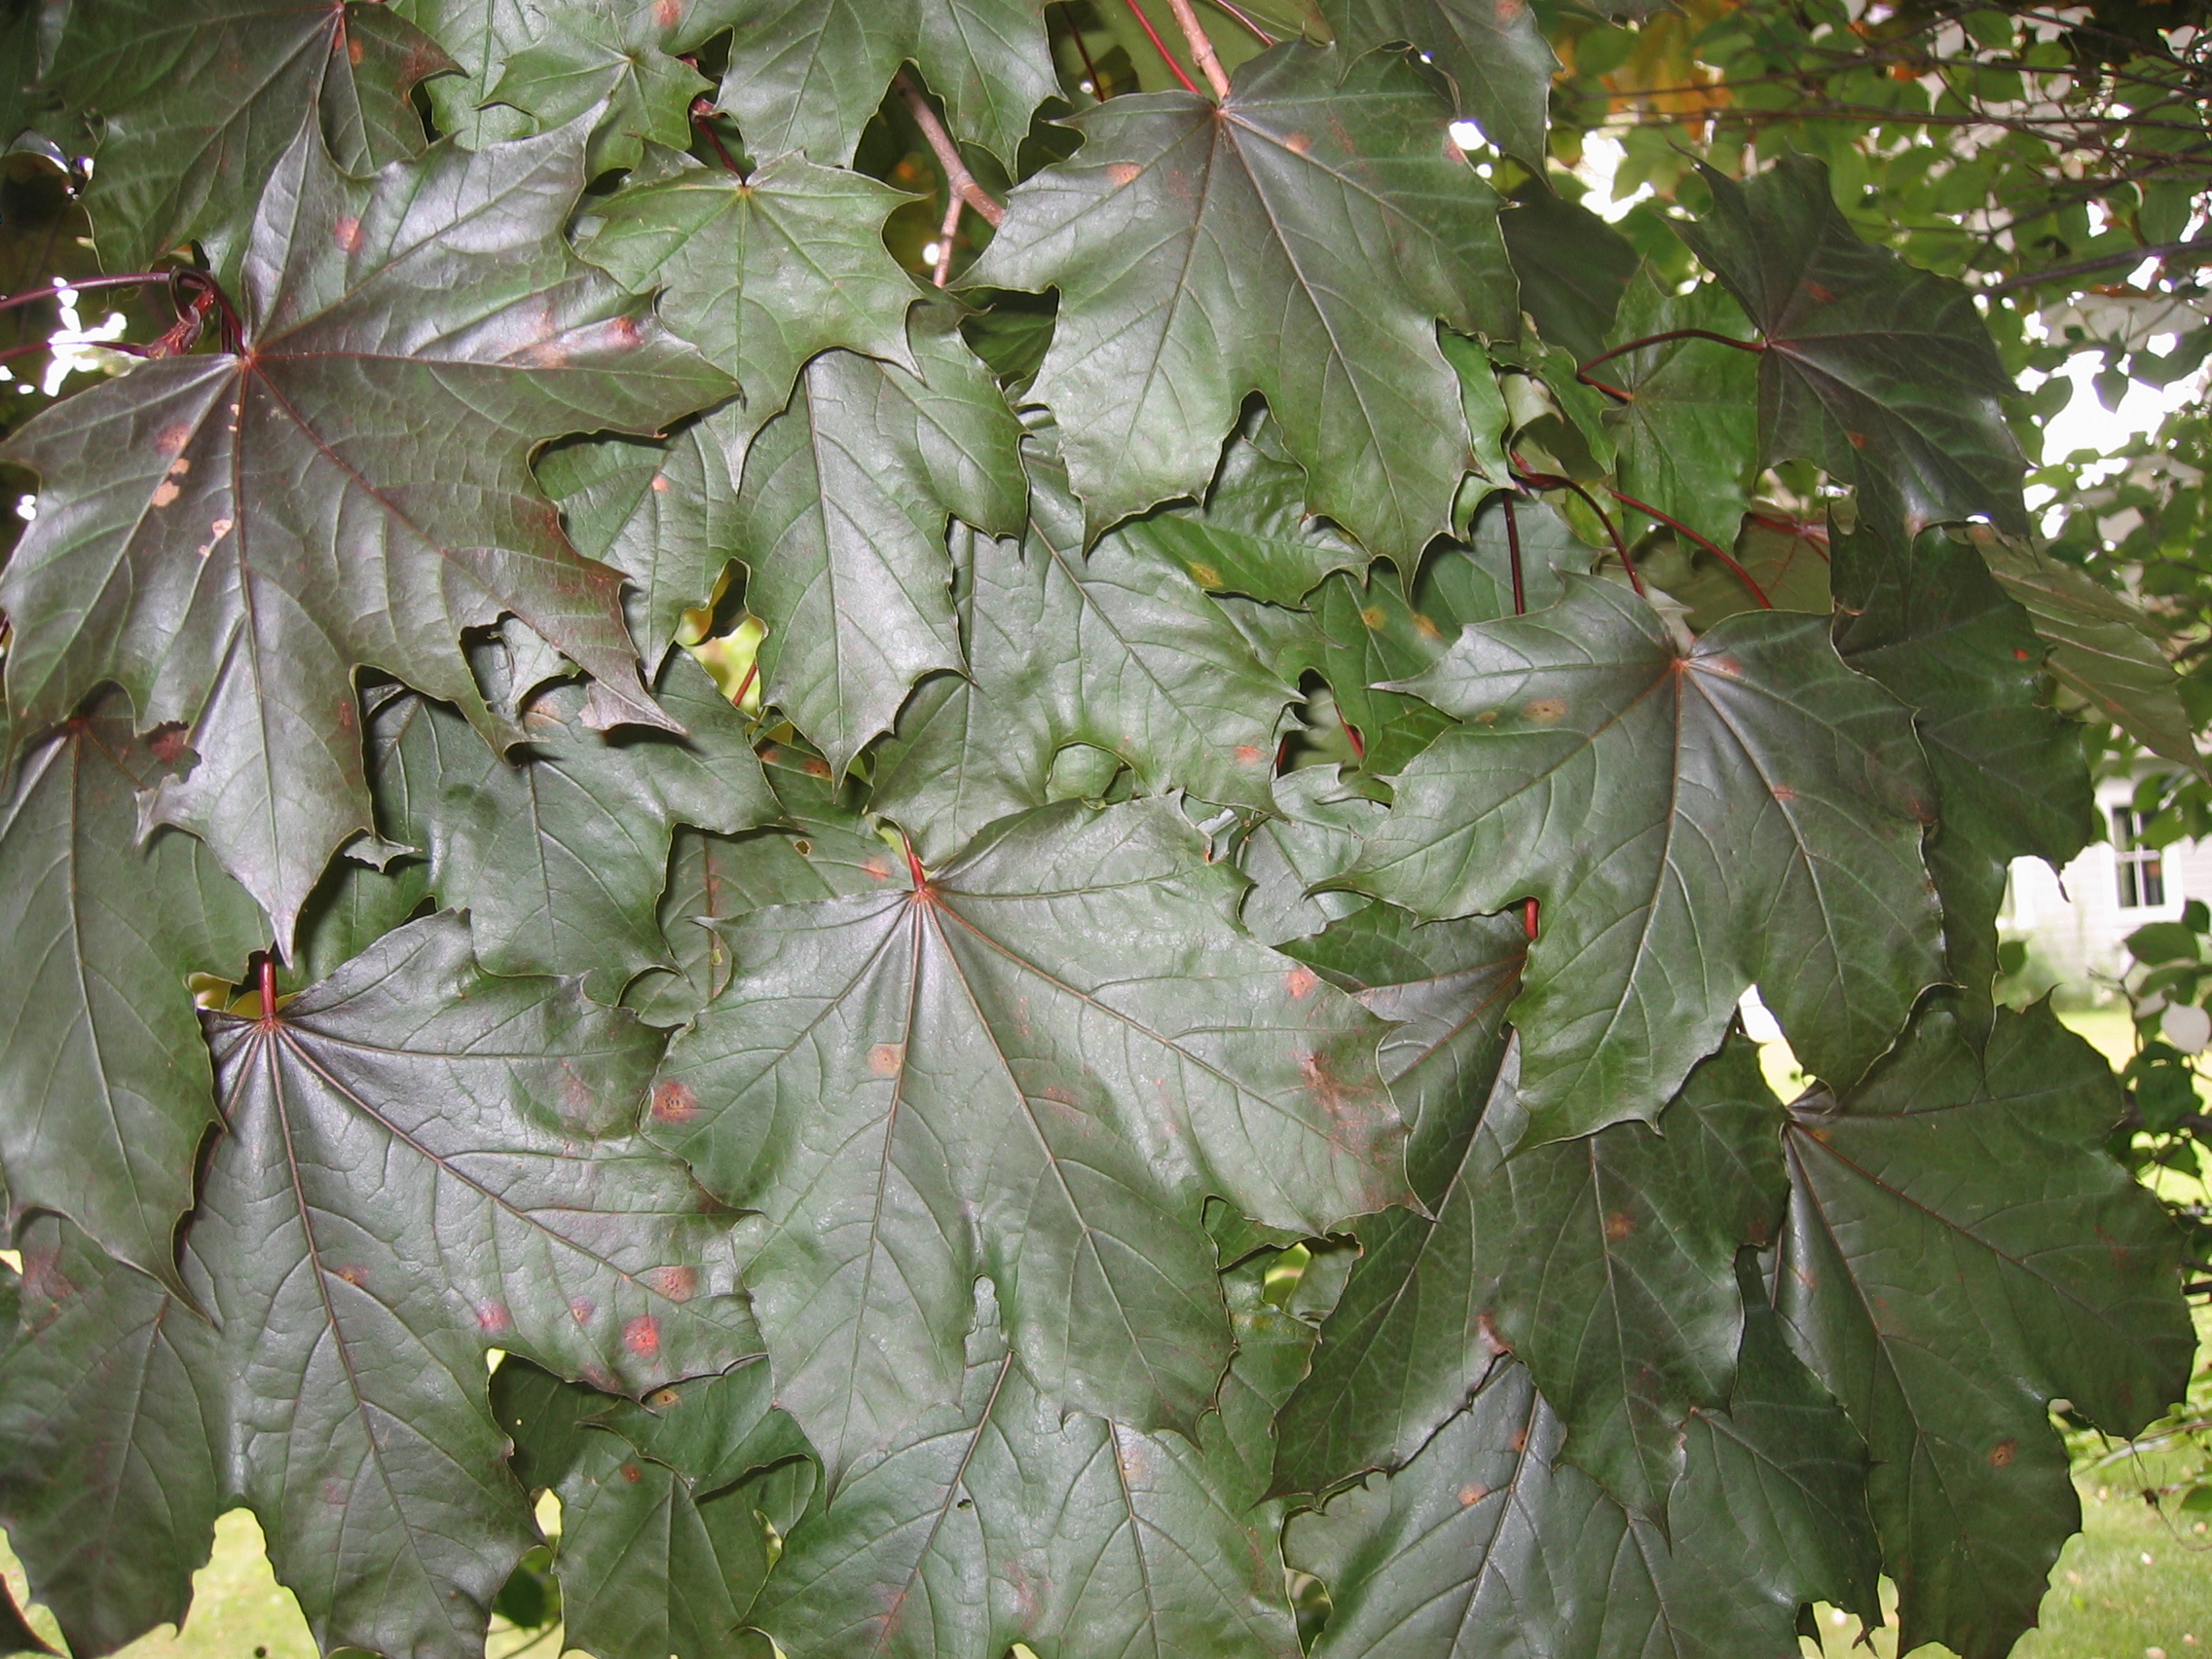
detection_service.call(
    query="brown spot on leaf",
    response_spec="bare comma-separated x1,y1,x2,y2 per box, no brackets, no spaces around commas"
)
1458,1483,1488,1506
655,0,682,24
620,1461,643,1484
1603,1209,1635,1241
1523,697,1566,723
150,480,181,508
149,723,191,766
645,1266,697,1303
1108,162,1143,187
651,472,670,494
1284,967,1317,1000
1189,562,1221,587
1847,430,1869,449
1412,612,1442,641
333,1264,369,1287
1477,1310,1512,1355
155,421,193,455
2013,647,2032,660
1359,606,1386,629
1508,1425,1529,1454
347,29,365,65
650,1080,698,1124
651,1387,681,1409
868,1043,904,1078
1990,1437,2017,1468
623,1314,661,1357
1283,131,1312,155
476,1302,512,1335
1772,784,1798,801
166,455,191,479
802,756,832,779
335,216,362,254
1703,655,1743,678
1804,281,1836,303
1235,745,1265,765
862,855,895,880
570,1295,598,1325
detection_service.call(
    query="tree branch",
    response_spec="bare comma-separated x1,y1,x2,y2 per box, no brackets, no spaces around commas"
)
1981,239,2212,294
895,70,1005,229
1163,0,1234,98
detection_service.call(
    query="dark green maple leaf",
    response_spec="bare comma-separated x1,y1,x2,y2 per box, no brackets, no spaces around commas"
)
711,0,1055,167
1273,893,1786,1516
1343,574,1942,1139
752,1266,1309,1659
1774,999,2194,1659
0,117,735,949
483,4,710,173
1660,510,1832,631
397,0,740,152
1677,154,2029,534
0,1218,226,1659
1496,184,1638,364
499,1358,813,1659
0,916,760,1659
1318,0,1558,165
537,409,743,663
1601,269,1758,555
968,43,1516,563
579,151,920,447
866,443,1293,864
730,310,1029,775
1115,409,1370,608
1975,529,2205,775
650,798,1404,1485
367,647,779,998
1833,516,2093,1008
49,0,454,272
0,693,268,1286
1262,495,1594,776
1240,765,1387,948
1287,1346,1870,1659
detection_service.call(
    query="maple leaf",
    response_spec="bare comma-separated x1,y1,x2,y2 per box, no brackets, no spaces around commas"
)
579,151,921,451
866,441,1293,862
711,0,1056,167
1287,1333,1877,1658
650,798,1404,1485
1601,268,1759,555
1832,516,2093,1005
968,43,1516,563
1678,154,2029,535
752,1268,1309,1659
1776,1000,2194,1659
0,693,268,1286
367,646,780,998
1343,574,1944,1138
0,915,759,1659
49,0,455,272
729,310,1029,774
0,117,736,949
1318,0,1559,165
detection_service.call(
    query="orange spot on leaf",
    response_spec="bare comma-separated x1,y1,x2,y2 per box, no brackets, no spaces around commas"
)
650,1080,698,1124
623,1314,661,1357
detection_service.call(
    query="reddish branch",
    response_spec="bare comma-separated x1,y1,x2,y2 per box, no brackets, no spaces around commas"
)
1502,492,1528,617
689,98,745,175
895,70,1006,229
1119,0,1200,93
1605,487,1774,608
1576,328,1765,401
258,955,278,1025
1513,459,1643,597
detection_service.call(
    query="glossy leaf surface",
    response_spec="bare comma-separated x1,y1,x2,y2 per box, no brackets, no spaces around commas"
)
1346,575,1943,1137
971,44,1515,562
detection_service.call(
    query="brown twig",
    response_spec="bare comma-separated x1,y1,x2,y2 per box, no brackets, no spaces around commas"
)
894,70,1005,228
1605,486,1774,608
1163,0,1233,98
932,193,964,288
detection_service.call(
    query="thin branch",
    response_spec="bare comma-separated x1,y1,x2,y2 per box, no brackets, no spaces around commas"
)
1606,486,1774,608
1206,0,1275,45
932,192,964,288
1120,0,1200,93
0,272,171,313
1164,0,1234,96
1058,1,1107,95
1514,460,1642,597
894,70,1006,228
1982,238,2212,294
1578,328,1766,379
1503,493,1528,617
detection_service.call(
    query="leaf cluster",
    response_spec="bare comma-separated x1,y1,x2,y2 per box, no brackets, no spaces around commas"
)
0,5,2192,1659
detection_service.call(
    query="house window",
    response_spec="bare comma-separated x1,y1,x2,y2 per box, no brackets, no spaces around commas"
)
2112,806,2167,908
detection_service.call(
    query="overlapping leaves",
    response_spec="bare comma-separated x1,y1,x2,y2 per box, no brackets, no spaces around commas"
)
0,7,2191,1659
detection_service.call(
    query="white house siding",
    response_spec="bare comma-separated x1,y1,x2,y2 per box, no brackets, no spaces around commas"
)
2001,776,2212,994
